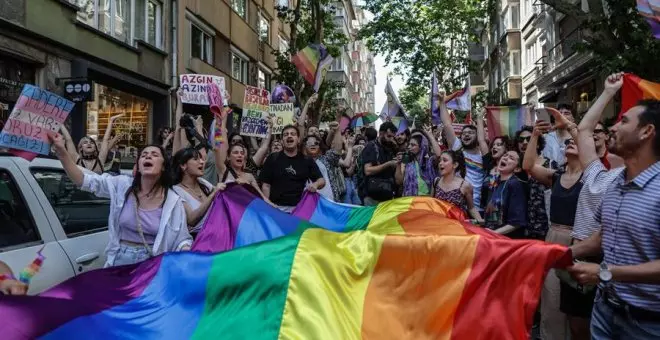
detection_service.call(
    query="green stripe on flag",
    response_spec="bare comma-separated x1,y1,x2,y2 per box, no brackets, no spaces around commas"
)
191,233,303,339
345,205,377,232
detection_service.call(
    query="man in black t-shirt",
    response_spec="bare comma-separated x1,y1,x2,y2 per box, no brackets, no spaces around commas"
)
260,125,325,212
361,122,400,206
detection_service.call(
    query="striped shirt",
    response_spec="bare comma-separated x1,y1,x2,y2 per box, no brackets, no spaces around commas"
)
452,139,484,209
571,160,624,240
596,161,660,312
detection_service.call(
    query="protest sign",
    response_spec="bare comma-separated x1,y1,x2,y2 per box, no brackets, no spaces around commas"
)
269,103,294,135
240,86,270,138
179,74,228,106
0,85,74,158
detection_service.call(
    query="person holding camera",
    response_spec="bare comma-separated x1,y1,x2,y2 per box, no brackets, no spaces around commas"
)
395,125,442,197
359,122,399,206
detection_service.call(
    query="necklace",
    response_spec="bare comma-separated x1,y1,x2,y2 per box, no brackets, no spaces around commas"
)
181,182,204,199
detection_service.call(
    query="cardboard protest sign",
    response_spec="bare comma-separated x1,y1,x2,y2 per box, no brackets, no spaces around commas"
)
0,85,74,159
179,74,228,106
269,103,294,135
240,86,270,138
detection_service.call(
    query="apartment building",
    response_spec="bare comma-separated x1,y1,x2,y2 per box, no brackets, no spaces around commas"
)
328,0,376,115
481,0,523,103
1,0,175,164
519,0,611,118
176,0,286,112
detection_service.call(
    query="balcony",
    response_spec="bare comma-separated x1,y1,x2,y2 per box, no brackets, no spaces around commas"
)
535,28,593,93
545,28,582,71
532,0,547,29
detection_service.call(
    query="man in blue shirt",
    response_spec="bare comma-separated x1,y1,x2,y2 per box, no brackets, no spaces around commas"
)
570,80,660,339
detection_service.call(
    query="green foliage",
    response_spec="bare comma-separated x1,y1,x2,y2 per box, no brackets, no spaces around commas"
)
398,83,429,125
541,0,660,82
273,0,349,125
360,0,488,103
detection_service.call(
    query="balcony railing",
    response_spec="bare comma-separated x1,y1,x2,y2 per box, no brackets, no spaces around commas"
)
545,28,582,71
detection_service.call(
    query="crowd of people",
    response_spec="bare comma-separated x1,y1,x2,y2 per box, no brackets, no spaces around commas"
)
0,73,658,339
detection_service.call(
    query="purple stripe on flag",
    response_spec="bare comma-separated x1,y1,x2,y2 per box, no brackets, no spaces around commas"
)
0,256,162,338
648,18,660,39
191,184,257,253
291,191,320,220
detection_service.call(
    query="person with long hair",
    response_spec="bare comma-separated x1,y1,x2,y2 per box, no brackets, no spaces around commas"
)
395,125,441,196
60,114,123,174
484,150,528,238
48,132,192,267
432,150,483,221
523,121,587,340
476,111,513,211
172,148,226,237
215,113,272,203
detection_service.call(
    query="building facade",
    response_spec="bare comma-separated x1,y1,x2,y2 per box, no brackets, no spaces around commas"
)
1,0,174,164
328,0,376,116
482,0,523,104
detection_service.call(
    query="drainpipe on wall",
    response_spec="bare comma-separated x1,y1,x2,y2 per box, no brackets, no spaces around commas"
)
171,0,178,126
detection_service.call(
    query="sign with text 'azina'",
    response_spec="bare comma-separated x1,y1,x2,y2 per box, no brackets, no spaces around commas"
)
0,85,74,157
179,74,228,106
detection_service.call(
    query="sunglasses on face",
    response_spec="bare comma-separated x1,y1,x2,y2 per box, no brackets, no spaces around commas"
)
594,129,606,135
518,136,531,143
564,139,575,146
306,141,319,147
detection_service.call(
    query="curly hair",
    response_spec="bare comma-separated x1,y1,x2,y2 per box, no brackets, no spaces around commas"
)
438,150,467,178
515,126,545,155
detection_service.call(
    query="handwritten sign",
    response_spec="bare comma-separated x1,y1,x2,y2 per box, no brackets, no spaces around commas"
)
240,86,270,138
0,85,74,158
269,103,294,135
179,74,228,106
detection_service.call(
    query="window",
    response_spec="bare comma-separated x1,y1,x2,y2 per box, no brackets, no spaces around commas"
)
279,35,289,54
511,51,521,76
232,51,249,83
511,5,520,29
0,170,39,249
70,0,161,47
330,55,344,71
190,23,213,63
232,0,247,19
259,14,270,43
31,169,110,237
258,69,271,90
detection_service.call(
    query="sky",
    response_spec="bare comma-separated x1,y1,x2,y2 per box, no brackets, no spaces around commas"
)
372,55,404,130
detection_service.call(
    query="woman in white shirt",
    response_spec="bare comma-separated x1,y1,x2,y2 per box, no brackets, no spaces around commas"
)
48,132,192,267
172,148,225,237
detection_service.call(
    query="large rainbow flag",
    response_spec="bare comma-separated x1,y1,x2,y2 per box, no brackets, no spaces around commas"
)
485,106,525,140
0,185,570,339
291,44,333,92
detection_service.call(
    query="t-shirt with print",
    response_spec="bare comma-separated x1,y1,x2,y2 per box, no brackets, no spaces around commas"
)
452,139,484,209
260,151,322,207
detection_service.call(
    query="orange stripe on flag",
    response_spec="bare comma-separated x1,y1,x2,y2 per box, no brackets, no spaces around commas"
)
620,73,660,120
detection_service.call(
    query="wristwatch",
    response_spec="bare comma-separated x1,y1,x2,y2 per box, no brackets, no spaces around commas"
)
599,262,613,283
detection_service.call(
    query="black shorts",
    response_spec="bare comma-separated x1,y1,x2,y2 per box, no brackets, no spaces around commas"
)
559,281,596,318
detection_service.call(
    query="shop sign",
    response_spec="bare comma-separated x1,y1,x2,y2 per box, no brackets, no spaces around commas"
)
63,79,94,102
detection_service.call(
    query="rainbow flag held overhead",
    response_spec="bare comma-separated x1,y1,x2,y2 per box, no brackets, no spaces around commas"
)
291,44,334,92
620,73,660,120
486,106,526,140
0,185,571,339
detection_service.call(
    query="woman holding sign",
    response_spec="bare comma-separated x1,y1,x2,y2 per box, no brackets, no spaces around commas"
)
47,132,192,267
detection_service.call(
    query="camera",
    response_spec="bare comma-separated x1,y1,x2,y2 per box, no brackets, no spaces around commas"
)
179,114,211,150
402,151,413,164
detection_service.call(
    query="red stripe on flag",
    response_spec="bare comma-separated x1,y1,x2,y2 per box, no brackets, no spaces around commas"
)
620,73,660,120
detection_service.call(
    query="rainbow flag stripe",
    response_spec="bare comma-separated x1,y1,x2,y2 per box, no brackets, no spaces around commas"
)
485,106,525,140
620,73,660,120
0,186,570,339
291,44,333,92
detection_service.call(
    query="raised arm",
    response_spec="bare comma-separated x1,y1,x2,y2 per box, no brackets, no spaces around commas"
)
423,124,443,157
59,125,79,161
253,117,273,167
298,93,318,142
48,132,85,187
99,114,124,166
328,122,343,152
437,92,458,148
173,89,186,154
338,136,354,168
522,122,555,187
475,109,489,155
576,73,623,168
213,109,230,177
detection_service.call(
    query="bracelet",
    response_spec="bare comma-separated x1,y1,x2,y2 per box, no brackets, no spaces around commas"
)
0,273,16,282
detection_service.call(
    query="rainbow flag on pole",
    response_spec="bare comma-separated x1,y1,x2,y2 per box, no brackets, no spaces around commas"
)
0,185,570,339
485,106,525,140
291,44,334,92
637,0,660,38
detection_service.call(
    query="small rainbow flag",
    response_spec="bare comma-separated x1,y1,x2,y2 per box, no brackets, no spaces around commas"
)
486,106,525,140
390,116,409,134
620,73,660,120
0,186,570,339
291,44,334,92
350,112,379,128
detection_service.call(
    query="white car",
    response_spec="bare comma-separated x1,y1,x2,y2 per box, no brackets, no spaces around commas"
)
0,154,110,294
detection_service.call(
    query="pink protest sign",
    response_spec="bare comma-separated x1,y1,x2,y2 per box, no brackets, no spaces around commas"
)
0,85,74,159
207,83,224,118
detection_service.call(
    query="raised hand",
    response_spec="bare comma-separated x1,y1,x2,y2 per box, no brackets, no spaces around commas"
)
533,120,552,136
110,113,125,122
604,72,624,94
48,131,66,151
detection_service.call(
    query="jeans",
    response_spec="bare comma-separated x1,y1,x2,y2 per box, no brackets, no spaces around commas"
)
343,178,361,205
112,244,151,267
591,290,660,339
